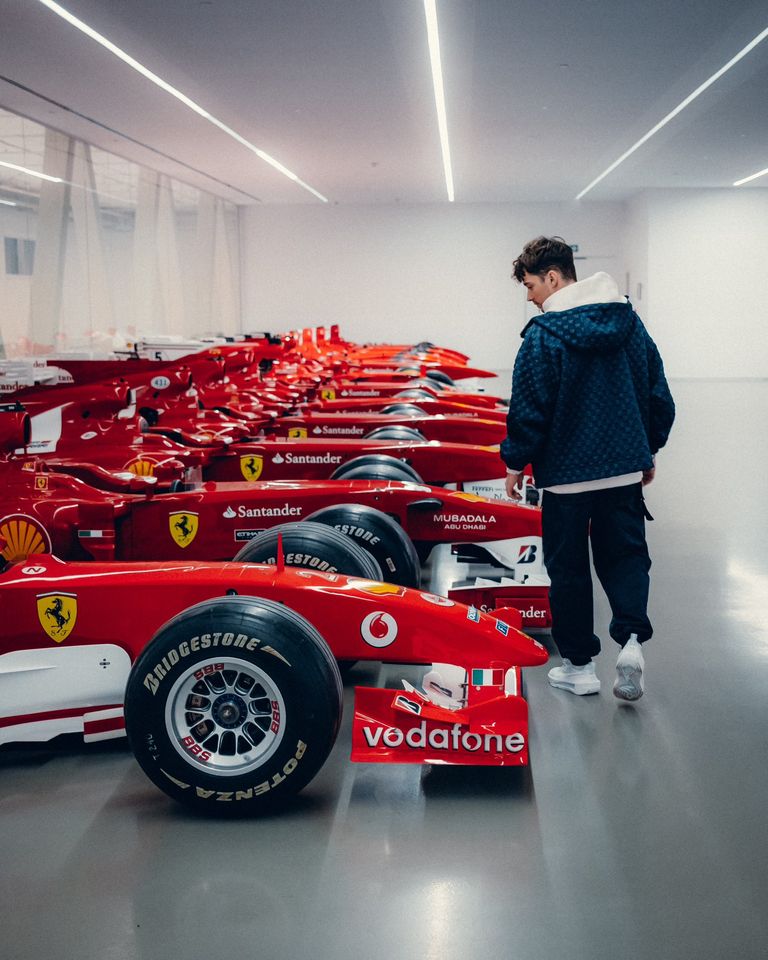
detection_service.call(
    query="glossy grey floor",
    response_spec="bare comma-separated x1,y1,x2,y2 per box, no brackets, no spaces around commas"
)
2,380,767,960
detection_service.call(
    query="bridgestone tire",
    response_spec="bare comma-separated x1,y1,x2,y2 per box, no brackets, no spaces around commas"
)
233,520,382,580
364,426,426,441
395,389,434,400
124,596,343,815
411,378,446,392
306,504,421,588
425,370,455,386
330,454,423,484
380,403,427,417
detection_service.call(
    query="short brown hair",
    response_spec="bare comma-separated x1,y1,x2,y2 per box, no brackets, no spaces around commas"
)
512,236,577,282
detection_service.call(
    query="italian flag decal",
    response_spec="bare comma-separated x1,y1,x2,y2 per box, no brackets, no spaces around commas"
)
471,668,504,686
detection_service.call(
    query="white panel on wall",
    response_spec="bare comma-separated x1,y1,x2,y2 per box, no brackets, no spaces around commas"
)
644,189,768,379
241,202,626,371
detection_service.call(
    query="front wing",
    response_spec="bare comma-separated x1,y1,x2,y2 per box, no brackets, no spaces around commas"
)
351,669,529,767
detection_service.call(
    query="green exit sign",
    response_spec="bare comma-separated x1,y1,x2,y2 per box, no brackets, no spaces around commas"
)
570,244,579,253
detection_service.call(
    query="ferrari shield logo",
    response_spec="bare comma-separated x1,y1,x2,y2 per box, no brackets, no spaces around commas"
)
37,592,77,643
240,454,263,481
320,389,336,400
288,427,308,439
169,511,199,548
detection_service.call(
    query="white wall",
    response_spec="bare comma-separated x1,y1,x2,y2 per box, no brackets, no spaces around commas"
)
641,189,768,378
241,202,626,371
0,206,36,354
624,193,649,318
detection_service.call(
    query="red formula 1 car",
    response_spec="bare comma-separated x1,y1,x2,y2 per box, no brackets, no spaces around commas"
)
0,550,548,813
12,371,509,486
0,425,551,630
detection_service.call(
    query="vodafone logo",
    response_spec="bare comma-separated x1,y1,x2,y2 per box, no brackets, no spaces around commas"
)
360,611,398,648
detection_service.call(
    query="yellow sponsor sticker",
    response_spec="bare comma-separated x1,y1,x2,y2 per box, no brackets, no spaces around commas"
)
346,580,405,596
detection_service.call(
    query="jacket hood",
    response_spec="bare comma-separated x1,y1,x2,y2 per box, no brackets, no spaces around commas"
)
523,273,636,354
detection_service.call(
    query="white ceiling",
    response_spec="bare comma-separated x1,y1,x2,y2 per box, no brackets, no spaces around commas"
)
0,0,767,206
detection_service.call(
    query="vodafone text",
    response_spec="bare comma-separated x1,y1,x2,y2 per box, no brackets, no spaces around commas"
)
362,721,524,754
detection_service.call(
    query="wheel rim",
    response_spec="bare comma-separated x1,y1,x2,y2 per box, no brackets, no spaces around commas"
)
165,657,286,777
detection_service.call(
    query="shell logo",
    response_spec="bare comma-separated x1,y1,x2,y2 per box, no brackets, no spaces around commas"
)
0,514,52,563
125,458,157,477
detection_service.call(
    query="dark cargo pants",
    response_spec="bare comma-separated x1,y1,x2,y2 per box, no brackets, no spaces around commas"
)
541,483,652,666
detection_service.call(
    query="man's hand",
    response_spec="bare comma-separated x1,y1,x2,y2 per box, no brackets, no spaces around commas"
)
642,466,655,486
505,470,523,500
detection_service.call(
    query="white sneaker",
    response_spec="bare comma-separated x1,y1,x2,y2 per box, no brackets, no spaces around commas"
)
614,635,644,701
547,659,601,695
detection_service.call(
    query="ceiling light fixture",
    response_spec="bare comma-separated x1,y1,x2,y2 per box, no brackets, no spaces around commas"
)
733,165,768,186
0,199,19,206
0,159,62,183
575,25,768,200
34,0,328,201
424,0,455,202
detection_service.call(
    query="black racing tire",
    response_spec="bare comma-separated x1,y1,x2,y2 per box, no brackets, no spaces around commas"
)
306,504,421,588
330,454,423,484
425,370,455,386
364,426,426,442
124,595,343,815
233,521,382,580
380,403,427,417
395,389,434,400
411,378,446,392
139,406,160,427
396,366,421,375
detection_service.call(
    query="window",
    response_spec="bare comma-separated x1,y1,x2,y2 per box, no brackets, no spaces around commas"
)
4,237,35,275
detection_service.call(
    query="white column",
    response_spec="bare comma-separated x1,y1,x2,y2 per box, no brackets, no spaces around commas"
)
213,199,238,335
156,176,185,335
133,168,160,336
194,191,217,336
29,130,73,352
68,140,113,345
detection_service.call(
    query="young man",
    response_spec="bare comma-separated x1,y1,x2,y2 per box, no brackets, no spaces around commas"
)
501,236,675,700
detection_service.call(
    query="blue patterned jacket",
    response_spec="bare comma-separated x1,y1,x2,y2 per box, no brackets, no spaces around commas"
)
500,300,675,487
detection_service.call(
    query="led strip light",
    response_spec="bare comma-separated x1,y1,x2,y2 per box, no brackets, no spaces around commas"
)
0,159,62,183
424,0,455,202
576,25,768,200
733,165,768,186
34,0,328,201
